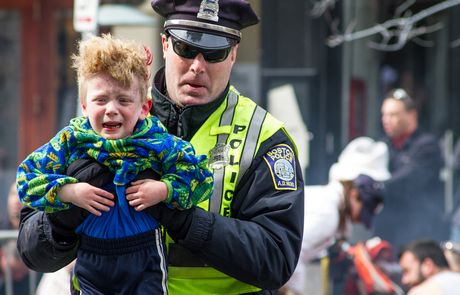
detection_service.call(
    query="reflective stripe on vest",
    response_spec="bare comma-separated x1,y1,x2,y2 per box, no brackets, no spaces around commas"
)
209,90,238,214
208,91,268,215
166,86,287,295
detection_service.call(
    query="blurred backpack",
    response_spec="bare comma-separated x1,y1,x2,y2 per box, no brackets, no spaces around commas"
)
341,237,404,295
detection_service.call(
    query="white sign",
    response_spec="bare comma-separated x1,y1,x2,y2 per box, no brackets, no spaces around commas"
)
268,84,310,173
73,0,100,33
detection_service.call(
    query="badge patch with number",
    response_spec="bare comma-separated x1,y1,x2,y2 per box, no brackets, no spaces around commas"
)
263,144,297,190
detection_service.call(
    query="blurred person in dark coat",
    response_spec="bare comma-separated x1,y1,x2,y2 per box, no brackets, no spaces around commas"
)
374,88,448,251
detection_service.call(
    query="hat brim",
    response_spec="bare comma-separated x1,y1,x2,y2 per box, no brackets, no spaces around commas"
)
329,163,391,182
168,28,236,50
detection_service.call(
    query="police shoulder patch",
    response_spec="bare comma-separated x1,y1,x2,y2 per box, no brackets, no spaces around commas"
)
263,144,297,190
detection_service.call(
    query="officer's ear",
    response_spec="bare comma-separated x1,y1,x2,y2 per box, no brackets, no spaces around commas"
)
161,33,169,58
229,44,239,63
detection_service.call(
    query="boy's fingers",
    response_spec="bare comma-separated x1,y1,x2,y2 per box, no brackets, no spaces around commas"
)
126,181,144,194
128,199,139,206
88,206,102,216
99,189,115,199
92,201,111,212
89,195,114,207
125,186,137,194
97,197,114,207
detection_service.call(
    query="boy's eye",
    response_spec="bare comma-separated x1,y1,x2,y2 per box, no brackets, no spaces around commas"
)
119,97,133,104
93,97,107,103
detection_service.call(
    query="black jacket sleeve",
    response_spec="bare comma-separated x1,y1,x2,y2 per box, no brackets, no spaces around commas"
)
17,206,79,272
171,130,305,290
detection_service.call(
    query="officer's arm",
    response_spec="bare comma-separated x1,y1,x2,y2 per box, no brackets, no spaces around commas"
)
157,132,305,290
199,138,304,289
17,206,79,272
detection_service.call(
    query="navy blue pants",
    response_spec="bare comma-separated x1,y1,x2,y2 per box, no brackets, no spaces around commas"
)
73,229,167,295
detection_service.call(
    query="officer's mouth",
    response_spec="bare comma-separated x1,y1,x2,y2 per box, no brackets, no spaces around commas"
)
187,82,204,88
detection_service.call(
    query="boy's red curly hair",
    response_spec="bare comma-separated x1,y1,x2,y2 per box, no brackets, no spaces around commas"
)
72,33,152,103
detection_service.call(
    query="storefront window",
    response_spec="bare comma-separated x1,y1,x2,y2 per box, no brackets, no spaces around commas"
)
56,12,79,129
0,10,20,217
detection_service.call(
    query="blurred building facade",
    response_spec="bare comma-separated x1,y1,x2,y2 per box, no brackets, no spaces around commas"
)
0,0,459,210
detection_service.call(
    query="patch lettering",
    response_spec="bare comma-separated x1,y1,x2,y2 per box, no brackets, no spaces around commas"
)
263,144,297,190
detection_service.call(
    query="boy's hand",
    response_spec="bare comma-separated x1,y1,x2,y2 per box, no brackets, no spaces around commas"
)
125,179,167,211
59,183,115,216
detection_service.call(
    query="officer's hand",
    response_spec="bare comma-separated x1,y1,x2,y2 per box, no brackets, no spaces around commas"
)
46,206,86,243
67,158,113,187
147,203,194,242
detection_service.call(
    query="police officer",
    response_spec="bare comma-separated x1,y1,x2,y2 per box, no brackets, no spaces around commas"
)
16,1,305,294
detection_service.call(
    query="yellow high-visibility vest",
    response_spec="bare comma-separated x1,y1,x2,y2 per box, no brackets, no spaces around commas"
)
166,86,294,295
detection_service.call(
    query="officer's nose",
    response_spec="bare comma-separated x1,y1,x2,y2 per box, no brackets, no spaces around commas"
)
190,53,206,74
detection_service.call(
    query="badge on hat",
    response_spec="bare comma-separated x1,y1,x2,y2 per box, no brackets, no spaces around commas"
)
197,0,219,22
264,144,297,190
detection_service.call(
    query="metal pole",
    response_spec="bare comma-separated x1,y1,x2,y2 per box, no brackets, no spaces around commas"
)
442,129,454,215
0,230,19,239
74,0,100,117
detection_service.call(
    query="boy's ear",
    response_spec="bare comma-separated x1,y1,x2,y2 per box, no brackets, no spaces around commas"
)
140,99,152,119
80,101,88,116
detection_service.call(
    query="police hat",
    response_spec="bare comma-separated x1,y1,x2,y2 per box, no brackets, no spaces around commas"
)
151,0,259,49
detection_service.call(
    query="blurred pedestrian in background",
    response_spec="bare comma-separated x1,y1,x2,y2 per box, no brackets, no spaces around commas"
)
399,239,460,295
374,88,448,251
0,183,21,230
0,183,37,295
279,137,390,295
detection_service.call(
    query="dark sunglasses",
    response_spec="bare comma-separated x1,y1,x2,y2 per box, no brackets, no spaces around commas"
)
169,36,232,63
